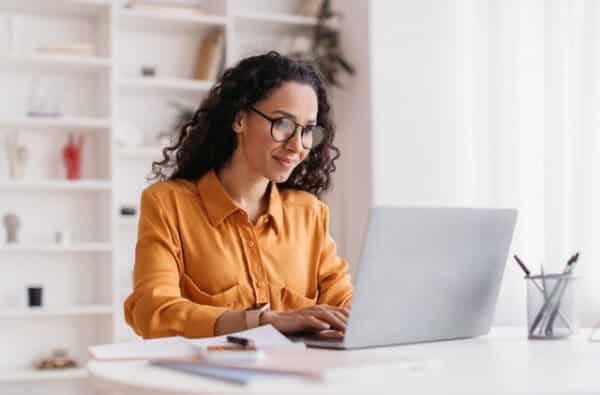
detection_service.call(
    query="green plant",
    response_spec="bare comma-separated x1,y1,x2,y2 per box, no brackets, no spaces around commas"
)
290,0,355,87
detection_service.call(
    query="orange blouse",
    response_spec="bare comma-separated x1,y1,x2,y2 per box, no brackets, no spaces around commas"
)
124,170,353,339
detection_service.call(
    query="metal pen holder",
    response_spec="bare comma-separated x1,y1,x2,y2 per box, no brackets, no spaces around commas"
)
527,273,579,339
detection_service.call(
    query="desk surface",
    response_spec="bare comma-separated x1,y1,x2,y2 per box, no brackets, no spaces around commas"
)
87,327,600,394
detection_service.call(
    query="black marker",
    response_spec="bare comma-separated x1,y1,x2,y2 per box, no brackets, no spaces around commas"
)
226,335,254,347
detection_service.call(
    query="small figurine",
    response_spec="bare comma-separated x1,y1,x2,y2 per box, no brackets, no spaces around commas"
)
62,133,84,180
5,132,28,180
33,349,78,370
3,213,19,243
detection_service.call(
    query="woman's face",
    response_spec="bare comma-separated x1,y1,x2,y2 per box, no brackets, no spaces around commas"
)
232,81,318,183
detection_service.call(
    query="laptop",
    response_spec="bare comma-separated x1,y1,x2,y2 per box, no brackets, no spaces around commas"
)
295,206,517,349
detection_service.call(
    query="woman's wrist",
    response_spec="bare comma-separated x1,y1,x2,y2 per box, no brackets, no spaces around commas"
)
260,310,276,326
214,310,246,336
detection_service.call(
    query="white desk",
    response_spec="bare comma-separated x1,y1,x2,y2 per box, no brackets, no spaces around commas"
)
87,327,600,394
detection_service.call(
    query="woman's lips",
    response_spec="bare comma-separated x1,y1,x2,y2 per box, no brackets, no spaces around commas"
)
273,156,297,168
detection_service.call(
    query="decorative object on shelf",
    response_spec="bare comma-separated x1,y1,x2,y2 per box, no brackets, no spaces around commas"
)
62,133,84,180
33,349,79,370
7,16,23,55
5,132,28,180
27,76,63,117
125,0,207,17
3,213,20,244
289,0,355,87
141,65,156,77
35,43,94,56
193,28,224,81
27,285,43,307
120,205,137,216
160,100,194,146
54,229,72,246
116,121,143,148
298,0,324,17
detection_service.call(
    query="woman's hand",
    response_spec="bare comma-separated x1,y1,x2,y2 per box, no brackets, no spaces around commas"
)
259,305,349,334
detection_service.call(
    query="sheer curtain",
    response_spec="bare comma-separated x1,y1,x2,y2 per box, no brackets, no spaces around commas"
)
451,0,599,325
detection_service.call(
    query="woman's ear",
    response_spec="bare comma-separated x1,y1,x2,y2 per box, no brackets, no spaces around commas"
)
232,110,247,134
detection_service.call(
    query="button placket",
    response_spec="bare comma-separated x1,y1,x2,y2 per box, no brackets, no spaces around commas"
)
246,227,270,304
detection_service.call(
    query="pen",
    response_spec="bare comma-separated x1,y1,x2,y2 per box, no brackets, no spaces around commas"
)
226,336,254,347
545,252,580,335
539,263,550,335
513,255,531,276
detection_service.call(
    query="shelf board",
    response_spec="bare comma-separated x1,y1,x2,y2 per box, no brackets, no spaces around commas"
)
0,53,111,73
118,8,227,32
118,216,139,226
117,146,164,159
119,77,214,94
0,243,112,253
0,368,87,383
0,0,110,17
0,304,113,319
234,11,318,27
0,179,112,191
0,116,110,131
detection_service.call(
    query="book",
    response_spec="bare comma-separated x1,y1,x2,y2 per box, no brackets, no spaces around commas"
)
298,0,323,17
192,29,224,82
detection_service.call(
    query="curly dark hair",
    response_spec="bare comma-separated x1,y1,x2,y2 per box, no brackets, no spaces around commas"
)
149,51,340,199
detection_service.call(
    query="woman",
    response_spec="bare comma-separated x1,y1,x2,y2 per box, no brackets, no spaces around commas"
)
124,51,353,339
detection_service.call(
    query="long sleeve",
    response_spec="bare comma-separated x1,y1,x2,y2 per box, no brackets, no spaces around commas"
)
123,189,228,339
315,202,354,308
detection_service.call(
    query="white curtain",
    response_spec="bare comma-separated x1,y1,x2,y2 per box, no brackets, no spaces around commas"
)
449,0,599,325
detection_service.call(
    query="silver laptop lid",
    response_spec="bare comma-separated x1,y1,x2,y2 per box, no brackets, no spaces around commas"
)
343,206,517,349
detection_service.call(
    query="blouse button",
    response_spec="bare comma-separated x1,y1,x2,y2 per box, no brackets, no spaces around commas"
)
248,240,255,248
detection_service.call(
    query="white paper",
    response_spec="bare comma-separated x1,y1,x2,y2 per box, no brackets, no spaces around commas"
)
88,325,302,361
188,324,304,350
88,336,196,360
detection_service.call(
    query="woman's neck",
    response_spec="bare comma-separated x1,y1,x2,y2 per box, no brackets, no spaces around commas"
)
216,161,269,214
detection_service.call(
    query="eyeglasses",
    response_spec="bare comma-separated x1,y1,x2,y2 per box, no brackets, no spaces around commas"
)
248,107,326,150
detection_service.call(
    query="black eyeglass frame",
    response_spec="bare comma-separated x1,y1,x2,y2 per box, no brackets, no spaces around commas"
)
248,107,325,150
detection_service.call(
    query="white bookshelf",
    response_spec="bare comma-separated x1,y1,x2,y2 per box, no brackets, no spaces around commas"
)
0,243,112,253
118,76,214,93
0,0,325,391
0,305,113,318
118,215,139,226
0,116,111,131
0,368,87,383
0,180,112,191
233,11,318,27
118,8,227,31
0,53,111,72
117,146,162,159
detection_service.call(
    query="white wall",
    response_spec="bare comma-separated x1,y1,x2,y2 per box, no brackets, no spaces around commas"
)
346,0,599,327
365,0,533,326
327,0,372,277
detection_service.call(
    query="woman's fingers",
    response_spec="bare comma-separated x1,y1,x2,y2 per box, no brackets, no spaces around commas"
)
303,316,332,331
268,305,350,334
314,305,349,317
309,309,346,331
332,310,348,325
